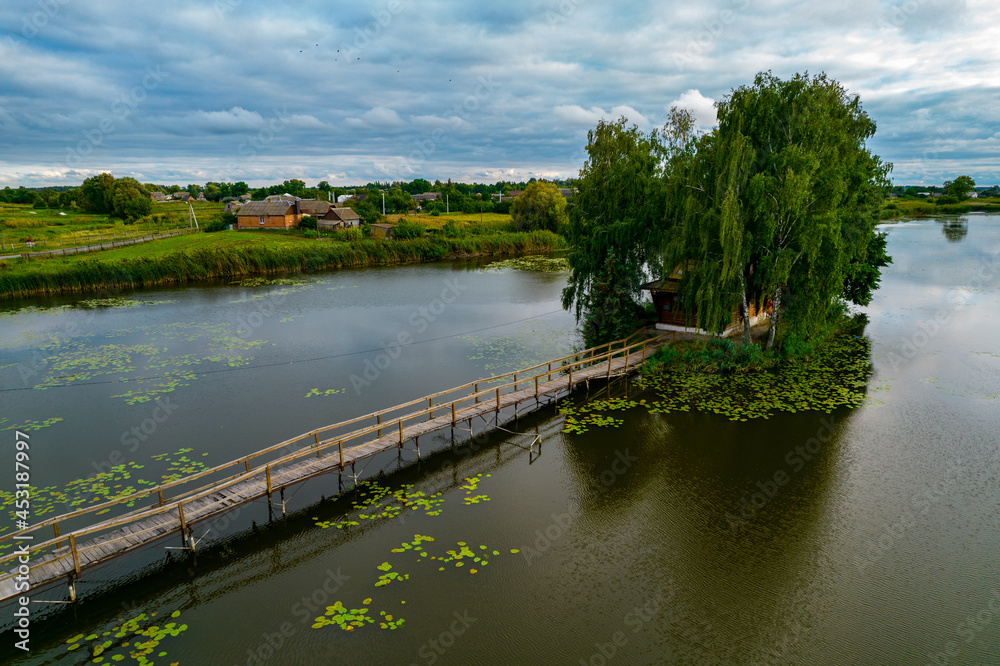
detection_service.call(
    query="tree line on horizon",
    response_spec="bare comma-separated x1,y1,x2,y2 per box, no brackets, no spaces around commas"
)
0,176,574,218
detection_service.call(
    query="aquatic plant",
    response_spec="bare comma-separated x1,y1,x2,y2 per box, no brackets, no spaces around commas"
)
635,332,873,421
482,255,570,272
62,609,187,665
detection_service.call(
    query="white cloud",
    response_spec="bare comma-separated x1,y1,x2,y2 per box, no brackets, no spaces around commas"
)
362,106,405,129
668,90,717,129
553,104,650,128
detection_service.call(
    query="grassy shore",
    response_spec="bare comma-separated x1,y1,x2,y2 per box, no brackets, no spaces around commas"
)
882,198,1000,218
0,227,566,300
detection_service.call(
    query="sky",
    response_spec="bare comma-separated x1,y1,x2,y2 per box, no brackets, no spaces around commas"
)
1,0,998,188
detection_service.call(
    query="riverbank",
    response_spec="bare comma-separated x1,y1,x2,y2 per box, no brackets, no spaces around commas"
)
0,230,566,300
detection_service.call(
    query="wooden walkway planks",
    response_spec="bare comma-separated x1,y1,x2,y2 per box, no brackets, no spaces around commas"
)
0,331,668,603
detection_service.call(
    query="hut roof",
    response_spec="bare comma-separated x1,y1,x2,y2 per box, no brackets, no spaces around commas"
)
237,201,295,216
298,200,332,216
322,207,362,221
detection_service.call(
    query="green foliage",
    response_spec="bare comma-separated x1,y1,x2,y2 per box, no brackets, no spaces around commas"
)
303,229,318,239
79,173,116,214
562,117,674,345
112,178,152,222
944,175,975,201
637,329,872,420
393,219,425,239
510,181,568,233
666,72,891,346
300,215,318,230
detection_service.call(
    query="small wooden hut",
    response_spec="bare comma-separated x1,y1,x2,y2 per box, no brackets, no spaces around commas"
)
642,262,768,336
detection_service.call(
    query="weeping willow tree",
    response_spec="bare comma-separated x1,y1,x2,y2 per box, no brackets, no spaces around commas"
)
565,72,891,349
562,114,693,346
666,72,891,347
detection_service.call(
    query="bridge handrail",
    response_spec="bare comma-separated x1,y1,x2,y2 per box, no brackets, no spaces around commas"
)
0,328,664,569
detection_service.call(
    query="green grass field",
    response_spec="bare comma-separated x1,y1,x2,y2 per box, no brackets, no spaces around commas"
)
388,211,514,231
0,201,222,250
884,197,1000,218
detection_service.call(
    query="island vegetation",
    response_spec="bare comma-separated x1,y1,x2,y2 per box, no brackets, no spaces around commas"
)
563,72,893,359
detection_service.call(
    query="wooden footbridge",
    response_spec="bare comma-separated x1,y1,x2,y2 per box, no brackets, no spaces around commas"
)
0,329,669,604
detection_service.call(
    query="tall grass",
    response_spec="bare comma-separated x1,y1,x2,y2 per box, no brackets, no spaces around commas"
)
0,231,566,299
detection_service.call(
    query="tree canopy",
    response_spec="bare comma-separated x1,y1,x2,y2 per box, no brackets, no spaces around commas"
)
564,71,892,347
944,175,976,201
511,181,569,234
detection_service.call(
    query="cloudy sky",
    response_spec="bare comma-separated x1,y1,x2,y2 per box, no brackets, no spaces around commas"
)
1,0,998,188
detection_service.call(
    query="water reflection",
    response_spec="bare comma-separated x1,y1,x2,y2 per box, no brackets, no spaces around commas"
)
940,217,968,242
560,378,859,662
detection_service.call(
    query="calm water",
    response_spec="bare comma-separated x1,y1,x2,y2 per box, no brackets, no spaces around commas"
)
1,218,999,665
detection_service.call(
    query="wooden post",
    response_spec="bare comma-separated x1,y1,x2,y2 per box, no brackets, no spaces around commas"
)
474,383,479,404
624,346,630,373
245,459,250,473
607,349,613,379
495,387,500,412
398,420,404,448
513,372,517,389
642,340,647,362
158,490,164,506
535,376,539,398
377,414,382,437
451,402,456,426
428,397,434,420
338,441,344,469
178,502,187,546
266,466,272,498
315,432,322,458
70,534,81,577
53,522,62,549
568,365,573,391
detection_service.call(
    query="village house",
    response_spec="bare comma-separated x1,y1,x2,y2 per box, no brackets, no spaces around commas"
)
236,200,302,229
369,223,395,239
318,207,362,230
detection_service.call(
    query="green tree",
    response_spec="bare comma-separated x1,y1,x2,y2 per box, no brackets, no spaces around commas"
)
281,179,307,197
386,187,415,214
111,177,152,222
561,119,673,345
668,72,891,347
393,219,425,239
80,173,116,214
510,181,569,233
944,175,975,201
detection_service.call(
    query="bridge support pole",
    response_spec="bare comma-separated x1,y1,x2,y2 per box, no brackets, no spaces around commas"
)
178,503,187,547
69,535,81,578
280,488,286,517
68,576,76,602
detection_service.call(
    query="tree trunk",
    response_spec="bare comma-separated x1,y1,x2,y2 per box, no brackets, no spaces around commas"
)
766,285,782,350
740,284,752,345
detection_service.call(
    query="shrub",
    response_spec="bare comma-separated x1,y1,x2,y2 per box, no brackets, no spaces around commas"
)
394,220,426,239
303,230,318,239
300,215,318,230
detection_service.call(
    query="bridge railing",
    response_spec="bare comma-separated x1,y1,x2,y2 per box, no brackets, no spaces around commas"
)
0,328,667,587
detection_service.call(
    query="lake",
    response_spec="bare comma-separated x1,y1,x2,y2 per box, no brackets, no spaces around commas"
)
1,216,998,665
